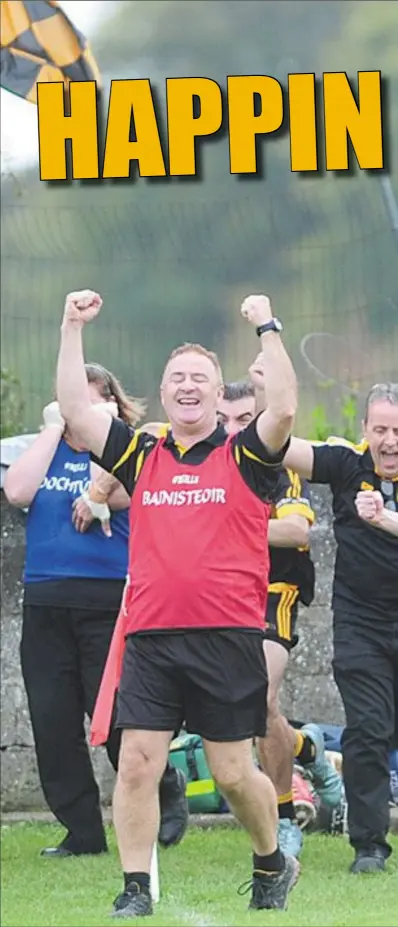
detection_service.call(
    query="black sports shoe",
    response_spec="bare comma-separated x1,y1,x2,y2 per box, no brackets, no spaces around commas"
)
238,856,300,910
112,884,153,919
158,767,189,848
40,839,108,858
40,845,75,858
350,847,387,874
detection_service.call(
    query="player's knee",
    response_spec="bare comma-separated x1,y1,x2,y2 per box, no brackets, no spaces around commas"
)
211,755,248,796
117,733,160,790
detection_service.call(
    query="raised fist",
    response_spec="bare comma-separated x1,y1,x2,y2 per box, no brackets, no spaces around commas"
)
241,294,273,328
42,400,65,431
355,489,384,524
63,289,103,325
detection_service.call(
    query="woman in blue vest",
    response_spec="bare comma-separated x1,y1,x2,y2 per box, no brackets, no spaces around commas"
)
4,364,187,857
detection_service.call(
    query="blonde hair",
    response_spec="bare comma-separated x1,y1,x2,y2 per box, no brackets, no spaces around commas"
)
163,343,223,384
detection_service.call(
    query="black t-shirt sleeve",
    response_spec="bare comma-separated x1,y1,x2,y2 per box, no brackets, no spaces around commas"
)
311,440,352,488
231,415,292,502
90,419,154,495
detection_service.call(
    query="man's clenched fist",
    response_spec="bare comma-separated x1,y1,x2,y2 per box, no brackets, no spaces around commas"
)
63,289,103,325
355,489,384,524
241,294,273,328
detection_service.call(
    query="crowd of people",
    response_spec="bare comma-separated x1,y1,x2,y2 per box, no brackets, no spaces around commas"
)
4,289,398,918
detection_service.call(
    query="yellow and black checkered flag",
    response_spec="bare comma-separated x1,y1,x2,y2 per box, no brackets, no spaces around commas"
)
0,0,101,103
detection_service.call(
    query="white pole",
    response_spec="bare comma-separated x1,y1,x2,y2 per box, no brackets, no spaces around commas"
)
150,842,160,904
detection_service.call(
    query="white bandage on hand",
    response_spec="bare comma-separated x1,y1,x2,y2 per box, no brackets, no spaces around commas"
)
81,490,111,522
42,401,65,430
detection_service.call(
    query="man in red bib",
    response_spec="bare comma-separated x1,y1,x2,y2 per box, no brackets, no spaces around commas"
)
57,289,300,917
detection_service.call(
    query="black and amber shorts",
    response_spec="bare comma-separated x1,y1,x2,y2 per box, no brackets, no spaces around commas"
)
264,583,300,653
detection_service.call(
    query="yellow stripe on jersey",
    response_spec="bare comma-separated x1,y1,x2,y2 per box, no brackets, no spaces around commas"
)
241,446,282,467
311,436,368,454
286,468,302,499
112,422,170,478
276,502,315,524
111,430,143,476
134,449,146,482
272,585,300,639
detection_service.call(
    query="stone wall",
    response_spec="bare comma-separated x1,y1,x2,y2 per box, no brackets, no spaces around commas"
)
0,487,344,811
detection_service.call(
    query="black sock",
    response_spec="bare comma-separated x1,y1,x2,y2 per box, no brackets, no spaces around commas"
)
278,798,295,821
295,732,316,766
253,849,284,875
124,871,150,894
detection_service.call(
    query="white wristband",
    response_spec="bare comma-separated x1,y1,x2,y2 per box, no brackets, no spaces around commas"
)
81,490,111,522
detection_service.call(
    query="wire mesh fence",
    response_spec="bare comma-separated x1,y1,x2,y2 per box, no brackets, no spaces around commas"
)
1,168,397,439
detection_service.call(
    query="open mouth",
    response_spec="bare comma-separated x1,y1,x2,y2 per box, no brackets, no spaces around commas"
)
380,451,398,468
177,398,200,407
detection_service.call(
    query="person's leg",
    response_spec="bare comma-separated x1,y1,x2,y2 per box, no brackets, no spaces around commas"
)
261,593,341,814
184,630,300,911
332,613,395,873
257,639,302,856
205,736,279,854
20,604,107,856
110,633,184,918
78,606,189,849
113,728,171,876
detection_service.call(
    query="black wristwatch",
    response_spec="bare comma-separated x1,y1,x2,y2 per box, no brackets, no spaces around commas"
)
256,318,283,337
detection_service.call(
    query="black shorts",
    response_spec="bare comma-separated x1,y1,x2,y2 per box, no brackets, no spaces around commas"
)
264,586,300,653
116,629,268,742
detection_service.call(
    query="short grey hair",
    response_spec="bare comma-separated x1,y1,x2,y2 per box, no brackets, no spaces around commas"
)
364,383,398,422
223,380,255,402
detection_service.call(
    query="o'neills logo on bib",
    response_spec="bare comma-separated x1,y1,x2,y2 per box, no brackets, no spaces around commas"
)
142,487,226,507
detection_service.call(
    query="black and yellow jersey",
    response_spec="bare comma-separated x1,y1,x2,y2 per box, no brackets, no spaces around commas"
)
92,415,291,505
311,437,398,620
269,469,315,606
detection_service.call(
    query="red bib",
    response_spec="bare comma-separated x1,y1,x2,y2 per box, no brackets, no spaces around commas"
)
90,437,272,745
124,437,271,633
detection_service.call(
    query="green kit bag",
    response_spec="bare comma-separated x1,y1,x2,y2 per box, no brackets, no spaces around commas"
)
168,733,223,813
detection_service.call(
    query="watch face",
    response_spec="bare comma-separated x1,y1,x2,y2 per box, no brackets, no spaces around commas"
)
273,318,283,332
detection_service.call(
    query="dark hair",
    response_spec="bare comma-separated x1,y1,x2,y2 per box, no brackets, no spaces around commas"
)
223,380,255,402
84,363,147,426
364,382,398,423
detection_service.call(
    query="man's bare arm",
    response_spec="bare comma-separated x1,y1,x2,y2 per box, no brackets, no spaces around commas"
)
89,469,124,505
241,295,297,453
247,353,314,478
268,515,310,548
